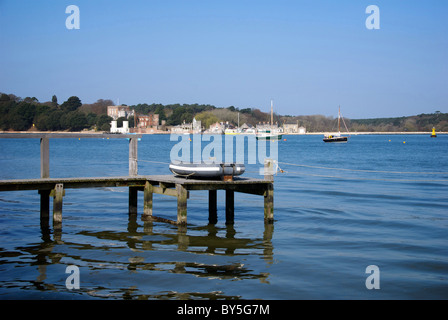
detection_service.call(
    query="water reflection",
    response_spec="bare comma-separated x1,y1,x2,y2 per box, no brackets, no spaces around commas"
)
17,212,275,299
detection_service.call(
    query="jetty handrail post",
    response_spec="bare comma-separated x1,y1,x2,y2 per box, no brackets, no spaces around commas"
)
263,158,274,181
129,137,138,176
263,158,274,223
39,136,51,230
40,136,50,178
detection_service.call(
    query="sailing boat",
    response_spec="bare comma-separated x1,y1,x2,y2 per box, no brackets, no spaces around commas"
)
256,100,283,140
323,106,349,143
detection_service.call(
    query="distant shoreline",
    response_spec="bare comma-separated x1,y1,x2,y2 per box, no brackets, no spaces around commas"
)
285,131,447,135
1,130,446,136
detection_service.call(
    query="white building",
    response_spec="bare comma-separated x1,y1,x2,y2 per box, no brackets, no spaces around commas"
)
192,118,202,134
110,120,130,134
107,106,134,120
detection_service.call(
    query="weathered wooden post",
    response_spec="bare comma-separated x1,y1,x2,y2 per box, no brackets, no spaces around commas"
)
129,187,138,215
52,184,64,226
263,158,274,181
39,190,50,216
129,136,139,215
129,137,138,176
208,190,217,224
39,136,51,230
264,184,274,223
143,181,153,218
39,189,50,229
264,159,274,223
225,190,235,224
40,136,50,179
176,184,188,225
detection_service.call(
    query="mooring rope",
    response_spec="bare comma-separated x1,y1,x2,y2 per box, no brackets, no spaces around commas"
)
137,159,171,165
278,170,448,182
277,161,448,175
136,159,448,182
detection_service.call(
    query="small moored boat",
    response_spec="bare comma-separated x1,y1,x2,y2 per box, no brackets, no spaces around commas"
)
323,133,348,143
169,162,246,179
323,106,349,143
256,100,283,140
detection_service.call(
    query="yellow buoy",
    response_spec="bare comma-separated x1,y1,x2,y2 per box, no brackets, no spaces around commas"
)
403,141,406,144
431,127,437,138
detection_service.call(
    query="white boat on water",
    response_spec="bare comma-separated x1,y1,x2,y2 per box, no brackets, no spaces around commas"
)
256,100,283,140
169,162,246,179
256,129,282,140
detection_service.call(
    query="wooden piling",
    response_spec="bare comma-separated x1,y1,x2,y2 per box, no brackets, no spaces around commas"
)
143,181,153,218
129,187,138,215
264,183,274,223
225,190,235,224
52,184,64,224
39,190,50,218
208,190,217,224
176,184,188,225
39,189,50,230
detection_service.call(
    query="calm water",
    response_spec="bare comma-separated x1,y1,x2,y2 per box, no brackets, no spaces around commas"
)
0,134,447,299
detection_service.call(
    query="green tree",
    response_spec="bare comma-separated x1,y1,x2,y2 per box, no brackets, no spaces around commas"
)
154,105,167,121
52,95,58,107
96,114,113,131
35,114,50,131
47,110,64,131
62,111,88,131
60,96,82,112
0,93,10,101
195,111,219,129
86,112,98,128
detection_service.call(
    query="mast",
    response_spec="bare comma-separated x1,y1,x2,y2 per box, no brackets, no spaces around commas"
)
338,105,341,133
271,100,274,126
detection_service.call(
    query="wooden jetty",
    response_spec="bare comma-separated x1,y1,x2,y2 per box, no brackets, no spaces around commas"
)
0,133,274,228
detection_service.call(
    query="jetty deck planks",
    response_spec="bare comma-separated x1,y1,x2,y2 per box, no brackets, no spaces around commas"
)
0,175,274,226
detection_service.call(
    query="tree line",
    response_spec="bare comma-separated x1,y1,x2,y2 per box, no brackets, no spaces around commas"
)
279,112,448,132
1,92,446,132
0,94,112,131
0,92,268,132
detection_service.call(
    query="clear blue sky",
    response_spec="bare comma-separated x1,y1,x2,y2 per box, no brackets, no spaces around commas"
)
1,0,447,119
